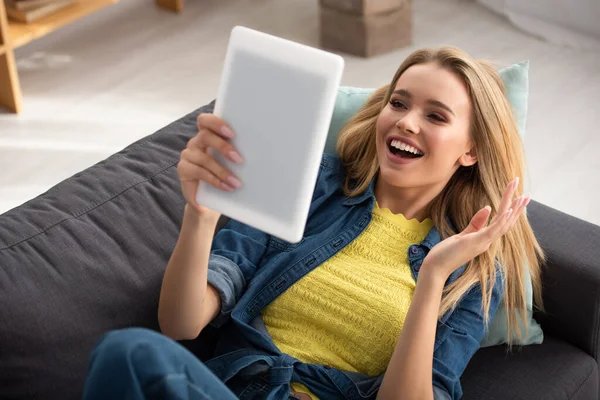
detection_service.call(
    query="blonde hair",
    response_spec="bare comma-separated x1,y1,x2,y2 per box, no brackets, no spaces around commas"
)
336,47,545,347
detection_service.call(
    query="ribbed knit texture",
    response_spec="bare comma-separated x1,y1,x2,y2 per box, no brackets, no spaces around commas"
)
261,203,433,399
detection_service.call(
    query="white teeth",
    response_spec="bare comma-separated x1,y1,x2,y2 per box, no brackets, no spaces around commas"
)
390,140,423,155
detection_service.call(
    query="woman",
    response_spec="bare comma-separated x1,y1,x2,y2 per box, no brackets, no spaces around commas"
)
83,46,544,400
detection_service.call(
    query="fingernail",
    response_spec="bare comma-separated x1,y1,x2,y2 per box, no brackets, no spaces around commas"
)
228,151,244,164
221,182,234,192
525,196,531,206
227,175,242,188
221,126,235,138
514,177,520,189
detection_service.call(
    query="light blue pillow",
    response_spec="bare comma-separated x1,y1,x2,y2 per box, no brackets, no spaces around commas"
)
326,61,543,347
480,262,543,347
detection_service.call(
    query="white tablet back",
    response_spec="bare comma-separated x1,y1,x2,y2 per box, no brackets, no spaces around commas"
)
195,26,344,243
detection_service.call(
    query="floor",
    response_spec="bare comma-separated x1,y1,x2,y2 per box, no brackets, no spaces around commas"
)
1,0,599,226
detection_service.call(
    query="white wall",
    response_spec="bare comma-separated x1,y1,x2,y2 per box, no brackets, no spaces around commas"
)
477,0,600,49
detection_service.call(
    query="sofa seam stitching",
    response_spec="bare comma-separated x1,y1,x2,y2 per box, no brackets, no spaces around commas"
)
0,159,179,251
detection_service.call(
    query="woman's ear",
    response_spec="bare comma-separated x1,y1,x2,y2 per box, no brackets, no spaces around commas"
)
459,146,477,167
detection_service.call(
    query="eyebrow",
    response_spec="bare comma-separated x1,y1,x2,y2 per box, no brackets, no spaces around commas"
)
393,89,455,116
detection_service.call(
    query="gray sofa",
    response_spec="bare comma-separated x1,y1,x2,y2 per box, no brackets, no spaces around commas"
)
1,101,599,400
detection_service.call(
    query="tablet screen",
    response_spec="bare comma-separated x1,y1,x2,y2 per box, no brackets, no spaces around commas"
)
214,48,329,224
197,26,343,242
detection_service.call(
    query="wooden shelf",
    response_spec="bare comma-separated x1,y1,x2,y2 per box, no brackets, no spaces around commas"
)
156,0,183,13
8,0,119,49
1,0,121,113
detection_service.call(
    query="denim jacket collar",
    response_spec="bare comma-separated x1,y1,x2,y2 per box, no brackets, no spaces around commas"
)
342,177,375,206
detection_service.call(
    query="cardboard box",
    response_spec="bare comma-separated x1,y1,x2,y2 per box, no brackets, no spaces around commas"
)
319,0,406,15
320,0,412,57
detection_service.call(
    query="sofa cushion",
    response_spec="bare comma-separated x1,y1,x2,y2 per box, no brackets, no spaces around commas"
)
0,102,215,400
461,336,598,400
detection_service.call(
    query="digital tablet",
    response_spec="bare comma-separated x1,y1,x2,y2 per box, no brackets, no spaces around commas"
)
195,26,344,243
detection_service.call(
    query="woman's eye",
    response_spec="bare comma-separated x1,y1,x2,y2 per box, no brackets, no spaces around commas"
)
428,114,445,122
390,100,406,109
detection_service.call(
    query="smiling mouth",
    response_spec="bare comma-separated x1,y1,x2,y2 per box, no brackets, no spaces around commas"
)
387,139,424,159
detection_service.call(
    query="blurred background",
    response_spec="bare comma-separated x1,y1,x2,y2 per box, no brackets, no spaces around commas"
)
0,0,599,225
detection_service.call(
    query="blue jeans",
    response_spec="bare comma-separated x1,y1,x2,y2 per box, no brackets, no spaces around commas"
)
83,328,240,400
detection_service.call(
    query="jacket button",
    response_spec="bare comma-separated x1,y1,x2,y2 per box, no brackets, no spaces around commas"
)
410,246,419,254
348,389,356,396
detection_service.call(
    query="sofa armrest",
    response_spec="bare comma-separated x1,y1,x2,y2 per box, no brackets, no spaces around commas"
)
529,200,600,362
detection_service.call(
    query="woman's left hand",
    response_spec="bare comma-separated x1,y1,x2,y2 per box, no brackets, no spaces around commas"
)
421,177,530,281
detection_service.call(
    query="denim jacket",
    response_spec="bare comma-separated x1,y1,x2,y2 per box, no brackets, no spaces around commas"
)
204,153,505,400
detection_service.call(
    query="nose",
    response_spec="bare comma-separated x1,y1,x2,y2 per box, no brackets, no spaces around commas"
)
396,112,420,135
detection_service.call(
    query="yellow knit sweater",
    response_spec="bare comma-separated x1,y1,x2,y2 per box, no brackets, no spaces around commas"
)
261,203,433,399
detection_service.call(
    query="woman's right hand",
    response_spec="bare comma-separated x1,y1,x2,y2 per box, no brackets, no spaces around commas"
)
177,113,244,220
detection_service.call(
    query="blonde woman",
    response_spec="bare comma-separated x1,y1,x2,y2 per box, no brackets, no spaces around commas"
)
83,47,544,400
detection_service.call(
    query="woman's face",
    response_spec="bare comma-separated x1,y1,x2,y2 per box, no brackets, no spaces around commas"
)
375,62,476,191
